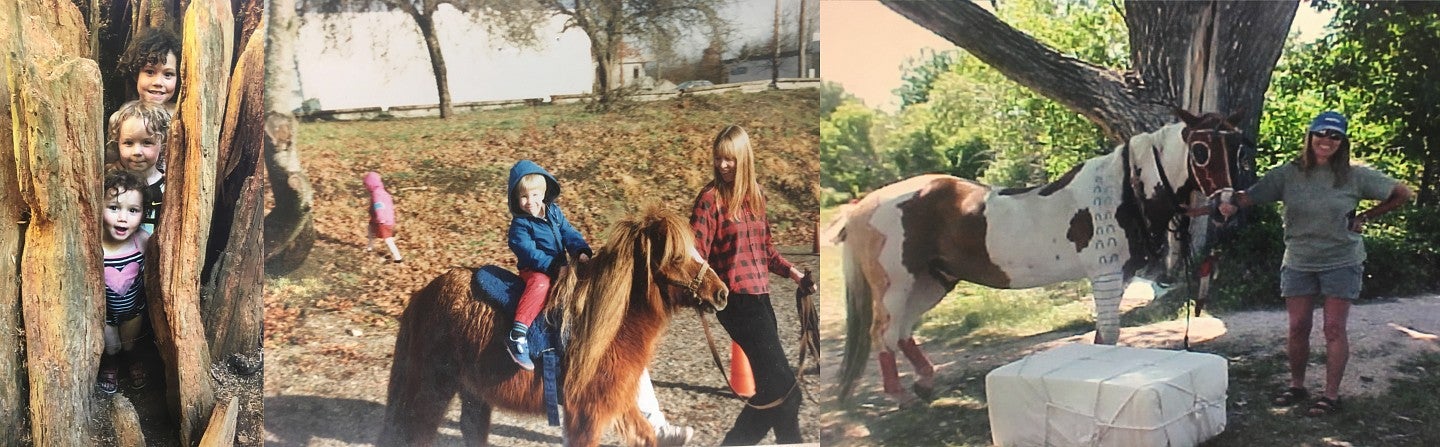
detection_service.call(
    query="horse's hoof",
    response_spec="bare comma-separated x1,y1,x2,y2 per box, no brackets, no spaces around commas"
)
913,382,937,401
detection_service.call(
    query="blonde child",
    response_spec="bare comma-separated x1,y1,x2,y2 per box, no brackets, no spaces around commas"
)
504,160,593,370
363,171,403,263
109,101,170,234
99,170,154,393
506,160,694,445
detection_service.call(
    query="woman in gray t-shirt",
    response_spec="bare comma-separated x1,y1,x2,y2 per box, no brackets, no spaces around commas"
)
1218,111,1412,416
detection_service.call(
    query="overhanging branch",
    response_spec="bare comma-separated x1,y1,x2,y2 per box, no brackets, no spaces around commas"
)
879,0,1157,140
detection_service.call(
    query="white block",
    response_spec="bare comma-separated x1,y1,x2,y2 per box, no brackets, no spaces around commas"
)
986,344,1227,447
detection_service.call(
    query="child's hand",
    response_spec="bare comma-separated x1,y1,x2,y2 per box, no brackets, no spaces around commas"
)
578,253,591,264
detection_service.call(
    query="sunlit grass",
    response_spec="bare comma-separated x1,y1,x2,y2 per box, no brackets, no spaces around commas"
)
918,282,1095,345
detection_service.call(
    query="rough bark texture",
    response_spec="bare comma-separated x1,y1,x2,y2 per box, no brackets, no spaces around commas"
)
147,1,233,444
203,21,265,362
8,37,107,447
1,4,26,442
110,395,146,447
879,0,1296,142
197,396,239,447
0,6,26,441
263,0,316,275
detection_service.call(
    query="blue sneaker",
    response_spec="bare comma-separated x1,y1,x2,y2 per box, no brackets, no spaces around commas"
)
506,334,535,370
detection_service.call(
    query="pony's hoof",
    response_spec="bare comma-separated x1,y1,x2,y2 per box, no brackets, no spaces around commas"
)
912,382,937,401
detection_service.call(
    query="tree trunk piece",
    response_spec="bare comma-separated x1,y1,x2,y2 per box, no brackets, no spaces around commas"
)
8,44,107,447
110,395,146,447
204,19,266,361
197,396,239,447
147,2,233,444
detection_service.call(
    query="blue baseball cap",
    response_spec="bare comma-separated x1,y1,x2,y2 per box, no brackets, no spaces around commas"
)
1308,111,1347,136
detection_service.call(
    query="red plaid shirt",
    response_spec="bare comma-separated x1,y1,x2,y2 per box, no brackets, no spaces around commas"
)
690,185,794,295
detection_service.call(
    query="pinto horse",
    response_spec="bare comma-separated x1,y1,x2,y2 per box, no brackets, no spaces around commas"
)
378,207,729,447
834,110,1253,404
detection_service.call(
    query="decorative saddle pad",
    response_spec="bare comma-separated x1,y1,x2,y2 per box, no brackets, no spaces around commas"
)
473,265,565,425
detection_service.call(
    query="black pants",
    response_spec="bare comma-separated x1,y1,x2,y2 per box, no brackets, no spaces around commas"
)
717,293,802,445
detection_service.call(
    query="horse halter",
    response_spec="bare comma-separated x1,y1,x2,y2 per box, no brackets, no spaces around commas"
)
1182,126,1252,199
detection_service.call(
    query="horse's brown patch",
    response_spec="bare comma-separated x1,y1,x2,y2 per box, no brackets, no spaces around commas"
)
1067,208,1093,253
899,177,1010,289
1039,162,1086,196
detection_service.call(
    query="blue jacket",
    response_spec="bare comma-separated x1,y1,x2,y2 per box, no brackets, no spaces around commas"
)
507,160,593,276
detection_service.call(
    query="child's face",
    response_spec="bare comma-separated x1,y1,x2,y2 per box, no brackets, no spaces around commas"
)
102,188,144,243
136,52,178,104
517,183,546,218
117,117,162,176
713,153,737,184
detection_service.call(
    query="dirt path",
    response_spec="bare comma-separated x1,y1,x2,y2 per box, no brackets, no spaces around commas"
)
817,266,1440,442
264,248,820,446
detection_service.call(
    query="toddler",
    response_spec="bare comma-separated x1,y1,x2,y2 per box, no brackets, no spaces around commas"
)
99,170,154,393
364,172,403,263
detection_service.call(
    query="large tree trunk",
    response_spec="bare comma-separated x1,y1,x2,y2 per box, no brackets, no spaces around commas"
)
879,0,1295,142
6,1,106,444
8,27,107,447
148,2,233,445
204,20,266,362
411,11,453,119
263,0,316,275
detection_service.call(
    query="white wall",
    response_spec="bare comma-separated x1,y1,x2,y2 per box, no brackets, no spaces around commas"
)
296,7,594,110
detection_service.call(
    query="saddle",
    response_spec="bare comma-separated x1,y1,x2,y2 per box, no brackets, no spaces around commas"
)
473,265,565,426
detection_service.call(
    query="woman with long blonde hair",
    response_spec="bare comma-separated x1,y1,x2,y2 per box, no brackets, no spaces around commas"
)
690,125,815,444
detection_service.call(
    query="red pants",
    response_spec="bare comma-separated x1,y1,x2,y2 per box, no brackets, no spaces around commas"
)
515,269,550,327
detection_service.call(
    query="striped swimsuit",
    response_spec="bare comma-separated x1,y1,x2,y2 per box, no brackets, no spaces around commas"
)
103,238,146,325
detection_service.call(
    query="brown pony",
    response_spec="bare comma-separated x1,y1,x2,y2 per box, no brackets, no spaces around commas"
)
378,207,729,447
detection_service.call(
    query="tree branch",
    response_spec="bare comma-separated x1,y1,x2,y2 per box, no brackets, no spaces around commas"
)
879,0,1160,140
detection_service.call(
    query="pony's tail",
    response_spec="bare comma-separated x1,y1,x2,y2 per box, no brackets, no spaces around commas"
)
837,239,873,404
820,202,854,245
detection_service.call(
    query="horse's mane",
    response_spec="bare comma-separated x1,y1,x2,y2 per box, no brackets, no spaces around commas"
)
554,205,696,391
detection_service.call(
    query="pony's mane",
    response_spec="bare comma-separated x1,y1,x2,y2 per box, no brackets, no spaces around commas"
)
556,205,694,391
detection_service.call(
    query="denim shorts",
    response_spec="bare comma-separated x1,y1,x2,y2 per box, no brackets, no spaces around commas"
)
1280,264,1363,300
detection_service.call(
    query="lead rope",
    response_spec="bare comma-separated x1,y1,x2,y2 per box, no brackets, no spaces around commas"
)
698,270,819,410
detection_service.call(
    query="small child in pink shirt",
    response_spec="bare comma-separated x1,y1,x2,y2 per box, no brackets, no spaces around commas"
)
364,172,403,263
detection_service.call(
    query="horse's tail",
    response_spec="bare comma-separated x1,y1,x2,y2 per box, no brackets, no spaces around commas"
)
837,238,873,404
820,202,855,245
380,268,479,446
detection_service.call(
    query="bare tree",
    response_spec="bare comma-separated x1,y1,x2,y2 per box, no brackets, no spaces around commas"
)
300,0,546,118
540,0,724,107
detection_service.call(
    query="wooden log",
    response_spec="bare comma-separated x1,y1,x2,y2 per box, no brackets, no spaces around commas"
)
145,1,231,445
7,40,106,447
203,19,265,361
197,395,240,447
110,394,146,447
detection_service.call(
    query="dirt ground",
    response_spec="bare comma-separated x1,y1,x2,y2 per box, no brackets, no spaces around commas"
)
817,275,1440,442
264,247,820,446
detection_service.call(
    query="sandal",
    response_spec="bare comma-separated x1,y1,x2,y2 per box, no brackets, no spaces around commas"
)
1272,387,1308,406
1307,396,1342,417
129,360,149,390
98,367,119,395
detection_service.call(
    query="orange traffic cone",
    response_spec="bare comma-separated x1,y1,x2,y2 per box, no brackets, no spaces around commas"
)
729,341,755,398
